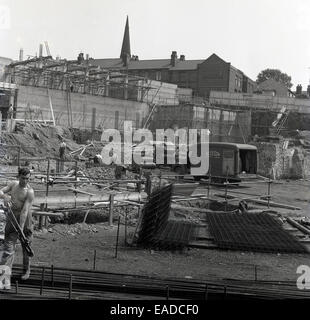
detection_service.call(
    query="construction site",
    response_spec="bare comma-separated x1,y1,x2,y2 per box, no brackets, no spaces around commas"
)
0,42,310,301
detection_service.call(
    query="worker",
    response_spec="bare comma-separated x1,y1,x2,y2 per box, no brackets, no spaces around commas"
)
59,140,67,159
94,154,103,166
58,140,67,172
110,148,118,165
0,167,35,282
7,104,13,119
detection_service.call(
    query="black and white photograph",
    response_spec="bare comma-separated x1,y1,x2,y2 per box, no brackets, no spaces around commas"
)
0,0,309,312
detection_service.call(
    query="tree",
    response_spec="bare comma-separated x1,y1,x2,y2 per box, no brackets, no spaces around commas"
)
256,69,293,89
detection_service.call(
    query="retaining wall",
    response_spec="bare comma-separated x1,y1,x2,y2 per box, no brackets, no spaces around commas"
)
16,85,149,130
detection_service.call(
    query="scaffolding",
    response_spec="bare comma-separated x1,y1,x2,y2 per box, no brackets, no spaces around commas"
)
209,91,310,137
148,101,251,143
4,56,152,102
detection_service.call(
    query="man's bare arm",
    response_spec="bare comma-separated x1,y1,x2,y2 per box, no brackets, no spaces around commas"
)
19,188,35,230
0,182,15,205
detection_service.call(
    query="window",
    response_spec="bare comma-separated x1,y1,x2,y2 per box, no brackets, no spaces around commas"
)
235,77,242,88
155,71,161,81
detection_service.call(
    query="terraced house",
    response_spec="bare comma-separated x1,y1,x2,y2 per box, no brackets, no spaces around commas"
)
90,17,256,98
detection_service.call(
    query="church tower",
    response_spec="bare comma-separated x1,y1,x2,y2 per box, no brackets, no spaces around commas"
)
120,16,131,66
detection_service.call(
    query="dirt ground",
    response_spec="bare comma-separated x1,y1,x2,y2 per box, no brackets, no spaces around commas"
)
1,121,309,286
9,175,310,285
10,221,309,283
196,178,310,218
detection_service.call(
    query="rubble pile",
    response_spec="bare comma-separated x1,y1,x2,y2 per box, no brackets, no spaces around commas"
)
40,223,99,237
1,122,80,162
84,166,137,181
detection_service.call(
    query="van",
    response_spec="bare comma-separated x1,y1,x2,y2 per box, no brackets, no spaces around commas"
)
173,142,258,183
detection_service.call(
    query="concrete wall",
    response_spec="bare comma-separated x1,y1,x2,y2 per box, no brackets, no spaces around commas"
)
148,104,250,143
140,80,178,105
207,109,251,143
210,91,310,114
304,151,310,178
16,85,149,130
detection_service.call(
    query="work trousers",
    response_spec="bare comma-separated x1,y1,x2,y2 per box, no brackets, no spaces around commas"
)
0,230,32,271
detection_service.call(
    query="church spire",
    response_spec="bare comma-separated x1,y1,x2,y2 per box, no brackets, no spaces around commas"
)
120,16,131,65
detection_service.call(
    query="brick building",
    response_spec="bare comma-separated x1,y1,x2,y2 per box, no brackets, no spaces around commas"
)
90,17,256,98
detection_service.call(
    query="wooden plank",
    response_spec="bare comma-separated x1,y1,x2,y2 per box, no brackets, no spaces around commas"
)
109,194,114,226
213,193,300,210
33,211,64,217
171,203,237,214
195,236,214,241
247,199,301,210
115,199,145,207
287,217,310,235
188,242,218,249
171,196,212,202
67,187,96,196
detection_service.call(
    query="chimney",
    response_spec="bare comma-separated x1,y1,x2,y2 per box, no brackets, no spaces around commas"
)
19,48,23,61
86,53,89,60
170,51,177,67
39,43,43,57
77,52,84,64
307,85,310,97
131,55,139,61
180,54,185,61
296,84,302,95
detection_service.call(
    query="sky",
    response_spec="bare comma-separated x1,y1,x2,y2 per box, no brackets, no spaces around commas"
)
0,0,310,89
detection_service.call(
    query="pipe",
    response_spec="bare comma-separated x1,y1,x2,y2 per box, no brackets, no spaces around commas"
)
287,217,310,236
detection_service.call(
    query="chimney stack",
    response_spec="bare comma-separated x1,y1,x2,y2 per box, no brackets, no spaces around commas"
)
77,52,84,64
170,51,177,67
131,55,139,61
180,54,185,61
307,85,310,97
39,43,43,57
19,48,23,61
296,84,302,95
